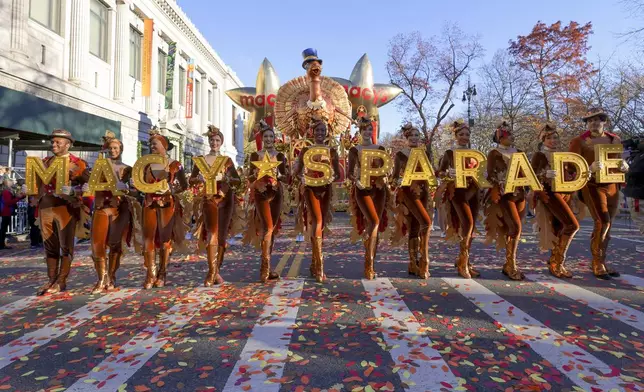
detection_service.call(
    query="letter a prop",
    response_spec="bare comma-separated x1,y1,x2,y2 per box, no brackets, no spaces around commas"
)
401,148,437,187
192,155,229,195
504,152,543,194
83,156,122,197
25,156,69,195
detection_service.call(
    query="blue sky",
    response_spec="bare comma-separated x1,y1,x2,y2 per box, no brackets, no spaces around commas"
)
178,0,640,137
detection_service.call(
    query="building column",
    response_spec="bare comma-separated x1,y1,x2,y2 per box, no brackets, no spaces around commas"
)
10,0,29,58
113,0,130,102
68,0,90,85
200,73,208,132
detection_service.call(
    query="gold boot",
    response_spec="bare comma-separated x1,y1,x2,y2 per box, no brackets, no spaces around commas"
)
215,245,226,285
309,237,318,278
501,236,523,281
143,251,157,289
550,235,573,279
204,245,218,287
407,237,419,276
363,237,375,280
600,235,620,277
591,232,610,279
47,256,72,294
37,257,59,296
260,239,271,283
417,231,430,279
91,256,109,294
313,236,325,283
154,248,170,288
456,239,471,279
466,237,480,278
106,250,122,290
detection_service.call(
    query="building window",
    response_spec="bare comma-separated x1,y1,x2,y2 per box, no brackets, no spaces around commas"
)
129,26,142,81
208,90,213,122
195,80,201,115
232,105,237,146
158,50,167,94
179,66,186,106
89,0,109,61
29,0,61,34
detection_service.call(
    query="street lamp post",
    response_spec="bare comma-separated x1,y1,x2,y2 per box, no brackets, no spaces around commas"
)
462,79,477,127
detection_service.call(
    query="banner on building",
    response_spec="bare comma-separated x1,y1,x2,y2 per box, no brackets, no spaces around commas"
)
141,19,154,97
164,42,177,109
186,59,194,119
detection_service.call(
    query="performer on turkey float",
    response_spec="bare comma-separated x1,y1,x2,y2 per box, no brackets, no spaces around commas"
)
530,123,580,279
347,117,390,280
569,108,629,279
244,121,288,283
141,128,188,289
391,123,433,279
437,120,481,279
189,125,241,286
292,116,341,283
87,132,140,293
484,121,527,281
28,129,90,295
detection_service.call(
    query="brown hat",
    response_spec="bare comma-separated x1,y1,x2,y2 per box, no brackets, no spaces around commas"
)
149,127,174,151
356,116,373,130
448,119,469,134
204,125,224,140
401,122,419,137
582,107,609,122
496,119,511,129
537,122,559,141
50,129,75,143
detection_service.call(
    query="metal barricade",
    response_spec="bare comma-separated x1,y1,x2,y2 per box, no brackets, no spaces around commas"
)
8,200,29,235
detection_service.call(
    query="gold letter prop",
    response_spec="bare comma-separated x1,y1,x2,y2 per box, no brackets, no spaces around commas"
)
25,156,69,195
359,149,393,189
192,156,229,195
453,150,491,189
551,152,589,193
132,154,168,194
83,156,122,197
594,144,625,184
400,147,438,187
303,147,333,187
504,152,543,194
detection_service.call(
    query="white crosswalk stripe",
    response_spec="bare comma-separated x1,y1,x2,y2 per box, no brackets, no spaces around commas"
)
526,274,644,332
620,274,644,290
0,289,139,371
442,278,625,390
65,286,220,392
0,297,42,320
222,279,304,392
363,278,461,391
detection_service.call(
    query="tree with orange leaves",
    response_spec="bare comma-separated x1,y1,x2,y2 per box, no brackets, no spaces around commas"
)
509,21,596,122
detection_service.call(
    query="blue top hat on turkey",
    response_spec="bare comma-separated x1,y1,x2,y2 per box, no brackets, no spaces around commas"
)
302,48,323,69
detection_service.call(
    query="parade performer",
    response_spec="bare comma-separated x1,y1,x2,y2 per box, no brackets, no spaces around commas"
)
292,116,341,283
141,128,188,289
244,121,288,282
28,129,90,295
391,123,432,279
570,108,629,279
437,120,481,279
530,123,580,278
347,117,391,280
86,132,140,293
190,125,241,286
484,121,526,281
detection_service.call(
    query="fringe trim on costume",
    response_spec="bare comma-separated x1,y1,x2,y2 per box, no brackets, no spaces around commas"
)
229,198,246,238
122,196,143,255
483,200,507,251
533,201,557,253
170,193,190,254
75,205,91,240
242,183,288,250
296,184,334,238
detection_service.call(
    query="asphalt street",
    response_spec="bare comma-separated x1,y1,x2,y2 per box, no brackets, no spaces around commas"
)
0,213,642,392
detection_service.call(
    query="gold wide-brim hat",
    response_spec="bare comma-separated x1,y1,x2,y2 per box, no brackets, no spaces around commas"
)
582,107,609,121
50,129,75,143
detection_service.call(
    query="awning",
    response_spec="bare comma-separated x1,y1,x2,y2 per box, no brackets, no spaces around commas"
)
0,86,121,149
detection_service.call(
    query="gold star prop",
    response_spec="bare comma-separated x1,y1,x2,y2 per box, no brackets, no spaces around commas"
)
252,152,281,180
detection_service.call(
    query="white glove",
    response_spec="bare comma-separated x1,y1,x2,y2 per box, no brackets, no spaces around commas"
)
590,161,604,173
116,181,129,191
21,184,28,194
129,178,136,188
155,185,169,195
447,168,457,178
215,173,224,182
356,179,366,190
619,160,630,173
545,170,557,179
81,183,90,192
